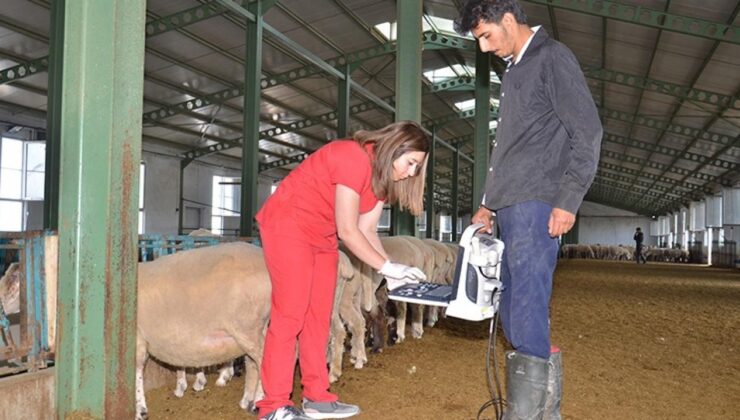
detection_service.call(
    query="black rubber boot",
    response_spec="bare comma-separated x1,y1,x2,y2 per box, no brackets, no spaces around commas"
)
503,351,549,420
543,350,562,420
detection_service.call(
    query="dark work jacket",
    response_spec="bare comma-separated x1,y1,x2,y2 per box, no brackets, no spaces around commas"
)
482,28,602,214
634,231,644,246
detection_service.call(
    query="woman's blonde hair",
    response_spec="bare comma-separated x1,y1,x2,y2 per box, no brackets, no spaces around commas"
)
354,120,430,216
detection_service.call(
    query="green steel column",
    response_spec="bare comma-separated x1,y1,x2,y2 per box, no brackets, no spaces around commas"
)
425,128,436,238
392,0,422,236
473,47,491,209
56,1,146,418
337,63,351,138
240,1,263,237
452,149,460,242
43,0,64,230
177,160,188,235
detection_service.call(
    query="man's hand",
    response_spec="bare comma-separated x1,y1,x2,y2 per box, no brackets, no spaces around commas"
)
472,206,494,234
548,207,575,237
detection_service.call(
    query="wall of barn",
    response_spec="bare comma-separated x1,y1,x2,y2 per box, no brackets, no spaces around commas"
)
141,142,276,235
577,201,657,247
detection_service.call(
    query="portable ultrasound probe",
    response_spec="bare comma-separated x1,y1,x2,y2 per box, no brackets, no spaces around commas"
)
388,223,505,321
388,224,509,419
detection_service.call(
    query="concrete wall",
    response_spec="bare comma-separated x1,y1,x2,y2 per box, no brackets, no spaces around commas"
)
0,363,189,420
577,201,657,246
141,143,275,235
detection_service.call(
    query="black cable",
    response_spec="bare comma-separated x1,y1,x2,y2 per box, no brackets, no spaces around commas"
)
477,290,506,420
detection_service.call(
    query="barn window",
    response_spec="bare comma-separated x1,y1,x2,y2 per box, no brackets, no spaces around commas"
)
417,211,427,232
211,175,240,235
439,215,452,241
138,162,145,234
0,137,45,231
377,207,391,230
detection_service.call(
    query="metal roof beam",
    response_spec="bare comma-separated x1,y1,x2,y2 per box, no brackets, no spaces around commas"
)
602,131,738,172
596,168,682,202
183,99,389,161
584,67,739,111
430,67,739,113
591,177,672,209
599,161,705,195
585,185,653,215
600,148,730,186
0,2,238,86
656,166,739,213
620,4,740,204
523,0,740,45
598,107,736,148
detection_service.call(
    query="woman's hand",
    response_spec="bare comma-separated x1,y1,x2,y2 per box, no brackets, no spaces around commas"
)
378,260,426,281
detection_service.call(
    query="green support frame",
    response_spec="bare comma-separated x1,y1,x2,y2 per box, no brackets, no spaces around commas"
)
337,63,351,138
239,0,263,237
425,128,437,238
392,0,422,236
43,0,64,230
451,149,460,242
55,1,146,418
473,46,491,209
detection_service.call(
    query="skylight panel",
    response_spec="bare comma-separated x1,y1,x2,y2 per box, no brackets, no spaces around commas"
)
454,98,476,111
375,20,432,41
454,98,500,112
424,64,471,82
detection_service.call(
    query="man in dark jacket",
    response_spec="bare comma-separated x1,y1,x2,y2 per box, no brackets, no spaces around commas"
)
456,1,602,419
634,227,647,264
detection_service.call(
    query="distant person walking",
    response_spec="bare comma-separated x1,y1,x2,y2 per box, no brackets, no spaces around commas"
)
634,227,647,264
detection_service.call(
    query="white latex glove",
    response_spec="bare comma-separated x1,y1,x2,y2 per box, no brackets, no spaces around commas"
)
379,260,426,282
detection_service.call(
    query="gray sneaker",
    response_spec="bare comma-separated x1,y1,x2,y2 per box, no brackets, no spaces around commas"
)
261,405,313,420
302,398,360,419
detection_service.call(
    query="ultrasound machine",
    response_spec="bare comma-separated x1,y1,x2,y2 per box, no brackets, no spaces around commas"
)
388,223,504,322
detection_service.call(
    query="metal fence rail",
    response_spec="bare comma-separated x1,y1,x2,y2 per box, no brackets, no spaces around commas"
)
1,230,256,378
687,241,705,264
0,230,53,377
711,240,737,268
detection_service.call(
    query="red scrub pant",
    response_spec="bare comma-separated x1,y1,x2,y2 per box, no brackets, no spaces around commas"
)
256,224,339,417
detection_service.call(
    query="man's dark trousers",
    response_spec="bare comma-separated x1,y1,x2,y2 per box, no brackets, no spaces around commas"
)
497,200,559,360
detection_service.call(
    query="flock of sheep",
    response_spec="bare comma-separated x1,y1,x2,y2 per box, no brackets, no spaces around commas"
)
133,234,460,420
0,233,693,420
559,243,689,263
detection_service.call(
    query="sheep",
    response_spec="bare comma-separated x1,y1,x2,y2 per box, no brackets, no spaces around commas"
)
328,249,367,383
0,262,20,316
443,242,461,286
135,242,270,420
397,236,437,338
377,236,426,343
171,230,236,398
421,238,453,327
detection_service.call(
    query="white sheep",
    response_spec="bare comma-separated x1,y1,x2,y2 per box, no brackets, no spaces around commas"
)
135,242,271,420
0,262,20,316
377,236,427,343
171,229,236,398
327,249,366,382
422,239,454,327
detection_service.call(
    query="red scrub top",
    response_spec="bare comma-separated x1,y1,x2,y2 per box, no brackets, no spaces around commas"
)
256,140,383,248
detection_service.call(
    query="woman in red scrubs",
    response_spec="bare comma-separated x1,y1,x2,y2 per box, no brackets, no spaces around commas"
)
255,120,430,420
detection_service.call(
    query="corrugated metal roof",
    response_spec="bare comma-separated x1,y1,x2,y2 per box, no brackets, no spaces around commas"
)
0,0,738,216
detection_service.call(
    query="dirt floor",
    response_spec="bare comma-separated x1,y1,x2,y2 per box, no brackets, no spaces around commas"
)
145,260,740,419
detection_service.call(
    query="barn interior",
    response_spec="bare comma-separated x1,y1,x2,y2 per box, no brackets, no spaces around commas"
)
0,0,738,419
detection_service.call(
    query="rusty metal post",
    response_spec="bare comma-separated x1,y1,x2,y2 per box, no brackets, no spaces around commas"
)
55,0,146,418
